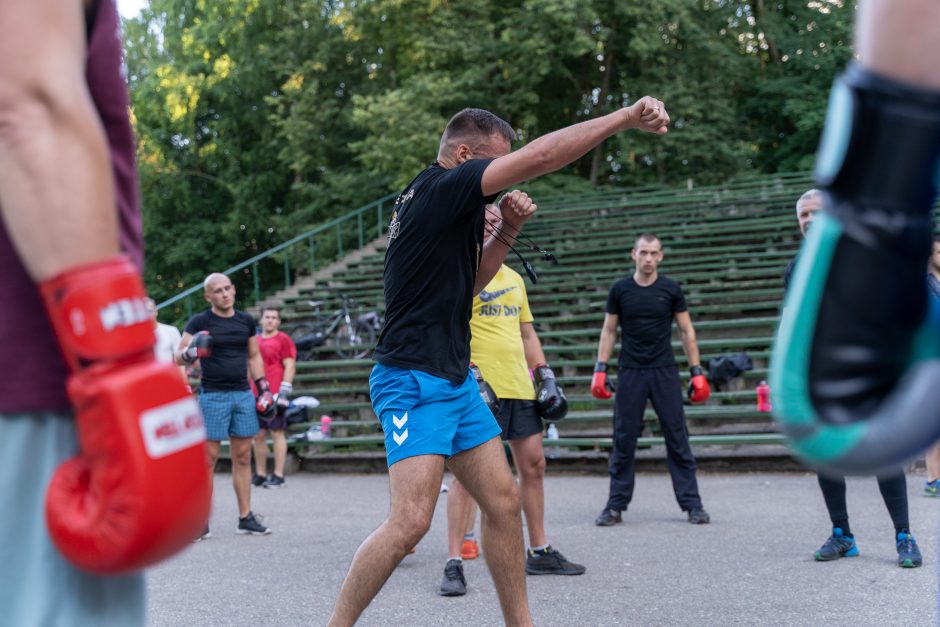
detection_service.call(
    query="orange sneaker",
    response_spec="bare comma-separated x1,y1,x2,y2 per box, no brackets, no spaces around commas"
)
461,539,479,560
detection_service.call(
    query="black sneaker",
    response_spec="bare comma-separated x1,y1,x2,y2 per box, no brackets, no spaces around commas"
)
192,525,211,543
526,546,586,575
687,507,711,524
439,559,467,596
263,475,286,489
236,512,271,535
595,508,622,526
251,473,267,487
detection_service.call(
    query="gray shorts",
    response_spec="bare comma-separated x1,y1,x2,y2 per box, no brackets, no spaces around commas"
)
495,399,543,441
0,411,145,626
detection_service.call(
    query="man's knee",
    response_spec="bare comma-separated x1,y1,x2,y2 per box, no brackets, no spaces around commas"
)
518,451,546,484
480,479,522,522
389,508,434,548
231,443,253,466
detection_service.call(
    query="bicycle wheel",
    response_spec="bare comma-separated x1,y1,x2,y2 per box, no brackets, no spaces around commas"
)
334,320,376,359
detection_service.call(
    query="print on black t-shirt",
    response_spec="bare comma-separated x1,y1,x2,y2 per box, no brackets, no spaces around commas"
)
184,309,256,391
374,159,499,384
606,275,688,369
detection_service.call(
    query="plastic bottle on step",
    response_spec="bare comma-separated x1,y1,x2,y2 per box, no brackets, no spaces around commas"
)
546,423,560,459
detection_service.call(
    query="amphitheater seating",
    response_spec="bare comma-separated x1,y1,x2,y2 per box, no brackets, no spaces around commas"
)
262,172,819,459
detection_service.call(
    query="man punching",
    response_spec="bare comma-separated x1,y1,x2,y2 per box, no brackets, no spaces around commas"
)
330,100,670,626
0,1,209,623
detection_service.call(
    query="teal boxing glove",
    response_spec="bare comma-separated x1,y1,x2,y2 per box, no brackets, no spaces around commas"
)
771,63,940,474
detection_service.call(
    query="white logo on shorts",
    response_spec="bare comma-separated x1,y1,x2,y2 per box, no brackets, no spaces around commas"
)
392,412,409,445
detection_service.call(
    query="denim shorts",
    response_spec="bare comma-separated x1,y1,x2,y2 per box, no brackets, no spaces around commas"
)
370,363,502,466
198,389,259,441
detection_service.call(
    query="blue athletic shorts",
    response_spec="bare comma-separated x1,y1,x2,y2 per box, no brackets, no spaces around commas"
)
0,412,145,626
198,390,259,441
370,363,502,466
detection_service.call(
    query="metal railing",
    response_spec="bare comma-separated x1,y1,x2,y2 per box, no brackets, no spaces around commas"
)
157,191,398,319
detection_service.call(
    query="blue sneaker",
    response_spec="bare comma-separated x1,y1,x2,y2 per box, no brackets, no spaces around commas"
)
814,528,859,561
896,532,923,568
925,479,939,497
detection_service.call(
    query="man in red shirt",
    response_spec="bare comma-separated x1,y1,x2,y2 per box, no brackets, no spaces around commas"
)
253,308,297,488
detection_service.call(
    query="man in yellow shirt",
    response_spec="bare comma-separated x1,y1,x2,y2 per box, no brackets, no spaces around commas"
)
440,263,584,597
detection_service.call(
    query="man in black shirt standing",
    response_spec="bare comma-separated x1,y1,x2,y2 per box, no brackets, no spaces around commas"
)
178,273,272,538
591,233,711,527
330,100,672,626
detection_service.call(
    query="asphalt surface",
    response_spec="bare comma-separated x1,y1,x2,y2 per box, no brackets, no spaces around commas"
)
148,471,938,626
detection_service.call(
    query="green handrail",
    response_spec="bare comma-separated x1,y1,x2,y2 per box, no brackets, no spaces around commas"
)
157,191,398,316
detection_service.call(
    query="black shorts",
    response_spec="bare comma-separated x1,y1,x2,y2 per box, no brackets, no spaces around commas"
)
495,399,542,441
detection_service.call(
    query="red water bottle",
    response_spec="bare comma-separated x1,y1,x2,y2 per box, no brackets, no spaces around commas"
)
320,415,333,439
756,381,772,412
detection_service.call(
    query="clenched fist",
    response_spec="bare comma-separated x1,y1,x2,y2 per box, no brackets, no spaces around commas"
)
624,96,670,135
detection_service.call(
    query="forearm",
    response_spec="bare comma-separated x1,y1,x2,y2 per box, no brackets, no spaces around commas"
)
0,18,118,281
596,328,616,364
473,219,517,294
521,330,547,369
283,360,296,384
680,330,701,367
249,355,265,382
513,110,630,181
856,0,940,89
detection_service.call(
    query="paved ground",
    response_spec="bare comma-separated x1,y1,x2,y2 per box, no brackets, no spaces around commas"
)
148,471,938,626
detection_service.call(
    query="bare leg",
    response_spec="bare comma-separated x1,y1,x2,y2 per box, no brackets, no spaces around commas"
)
449,437,532,627
230,437,253,517
328,455,444,627
447,479,477,558
205,440,220,511
271,429,288,477
508,434,547,548
252,430,269,477
856,1,940,88
926,442,940,483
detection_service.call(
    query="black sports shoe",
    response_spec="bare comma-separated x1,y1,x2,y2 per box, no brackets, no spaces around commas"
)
263,474,286,488
237,512,271,535
439,559,467,596
687,507,711,524
595,508,622,526
251,473,267,487
525,546,586,575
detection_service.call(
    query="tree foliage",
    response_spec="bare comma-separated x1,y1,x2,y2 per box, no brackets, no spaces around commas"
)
124,0,854,305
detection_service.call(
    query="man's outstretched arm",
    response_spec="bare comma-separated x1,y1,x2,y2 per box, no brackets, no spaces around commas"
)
480,96,668,197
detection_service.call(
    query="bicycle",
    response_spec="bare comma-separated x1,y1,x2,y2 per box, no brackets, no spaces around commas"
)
287,294,380,361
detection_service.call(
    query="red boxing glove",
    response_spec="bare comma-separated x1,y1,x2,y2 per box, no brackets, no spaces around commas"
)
590,362,614,400
688,365,711,404
41,256,210,574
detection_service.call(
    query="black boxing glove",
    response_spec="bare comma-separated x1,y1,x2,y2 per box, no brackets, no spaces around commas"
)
469,363,500,418
533,363,568,421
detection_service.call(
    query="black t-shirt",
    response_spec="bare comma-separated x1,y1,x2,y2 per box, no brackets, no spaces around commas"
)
373,159,498,383
184,309,256,392
606,275,687,369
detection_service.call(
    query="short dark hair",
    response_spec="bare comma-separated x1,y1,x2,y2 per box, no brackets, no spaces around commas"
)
440,108,515,149
934,234,940,245
261,307,281,317
634,233,661,249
